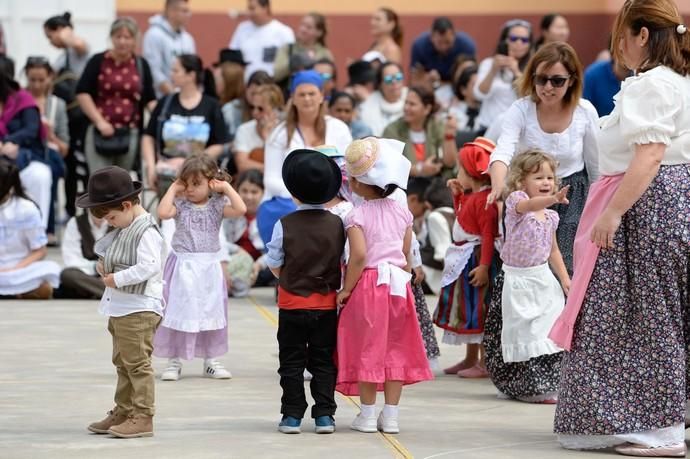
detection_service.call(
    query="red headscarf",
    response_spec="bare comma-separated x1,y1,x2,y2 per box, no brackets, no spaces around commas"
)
458,137,495,179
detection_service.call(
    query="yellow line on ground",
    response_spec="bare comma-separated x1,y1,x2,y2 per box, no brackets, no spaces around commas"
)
247,294,414,459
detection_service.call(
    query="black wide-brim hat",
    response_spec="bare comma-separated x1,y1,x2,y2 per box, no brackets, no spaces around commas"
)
282,149,341,205
213,48,248,67
76,166,143,208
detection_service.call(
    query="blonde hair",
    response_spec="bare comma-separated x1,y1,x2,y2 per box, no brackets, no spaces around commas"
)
257,83,285,109
505,150,560,197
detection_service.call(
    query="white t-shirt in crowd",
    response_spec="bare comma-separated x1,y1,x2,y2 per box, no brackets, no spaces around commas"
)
474,57,518,131
229,19,295,79
234,120,264,154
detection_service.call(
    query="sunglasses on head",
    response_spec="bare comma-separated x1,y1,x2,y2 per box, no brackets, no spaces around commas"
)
320,73,333,81
383,72,404,85
508,35,530,44
534,74,570,88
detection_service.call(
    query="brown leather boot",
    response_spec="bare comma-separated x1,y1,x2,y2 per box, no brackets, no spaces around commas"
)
108,414,154,438
87,409,128,434
17,281,53,300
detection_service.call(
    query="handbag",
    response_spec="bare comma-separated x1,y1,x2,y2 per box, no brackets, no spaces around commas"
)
93,127,131,156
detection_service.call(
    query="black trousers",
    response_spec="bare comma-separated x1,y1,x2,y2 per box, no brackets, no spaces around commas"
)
277,309,337,419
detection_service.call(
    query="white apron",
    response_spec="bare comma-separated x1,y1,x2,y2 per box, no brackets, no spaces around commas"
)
501,263,564,363
162,251,227,333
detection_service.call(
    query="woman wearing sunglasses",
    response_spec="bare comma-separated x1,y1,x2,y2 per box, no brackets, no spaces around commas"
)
358,62,408,136
474,19,533,135
482,42,599,406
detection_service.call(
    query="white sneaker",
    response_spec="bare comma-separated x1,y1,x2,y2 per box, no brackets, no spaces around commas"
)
161,358,182,381
377,412,399,434
203,359,232,379
303,369,313,381
350,413,377,433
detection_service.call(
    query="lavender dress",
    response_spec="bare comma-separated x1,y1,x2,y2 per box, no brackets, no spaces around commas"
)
154,194,229,360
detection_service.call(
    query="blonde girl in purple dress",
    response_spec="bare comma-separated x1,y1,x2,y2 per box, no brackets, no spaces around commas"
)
154,154,246,381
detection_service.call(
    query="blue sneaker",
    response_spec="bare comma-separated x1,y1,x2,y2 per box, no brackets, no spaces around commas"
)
314,415,335,434
278,416,301,434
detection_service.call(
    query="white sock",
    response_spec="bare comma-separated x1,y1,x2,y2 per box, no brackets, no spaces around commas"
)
383,404,399,418
360,403,376,418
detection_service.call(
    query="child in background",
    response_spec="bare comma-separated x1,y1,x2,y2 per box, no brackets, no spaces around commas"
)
483,150,569,403
221,169,274,298
337,137,433,435
419,178,454,295
80,166,165,438
405,177,441,367
0,158,60,299
433,137,499,379
266,149,345,435
154,154,247,381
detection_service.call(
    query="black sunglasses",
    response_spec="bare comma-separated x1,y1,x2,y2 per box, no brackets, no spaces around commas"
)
534,74,570,88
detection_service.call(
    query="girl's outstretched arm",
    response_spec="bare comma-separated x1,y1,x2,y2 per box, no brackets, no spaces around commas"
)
157,179,184,220
515,185,570,214
548,234,570,295
210,180,247,218
337,226,367,305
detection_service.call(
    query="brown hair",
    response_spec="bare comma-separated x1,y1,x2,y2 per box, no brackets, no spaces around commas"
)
518,42,583,111
256,83,285,109
91,196,141,219
178,154,232,185
611,0,690,75
380,7,403,47
306,12,328,47
219,62,245,105
505,149,560,197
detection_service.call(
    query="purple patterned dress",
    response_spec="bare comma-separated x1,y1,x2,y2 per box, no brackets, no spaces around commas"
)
154,194,229,360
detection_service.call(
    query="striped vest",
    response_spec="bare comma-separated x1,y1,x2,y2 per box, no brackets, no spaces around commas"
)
104,214,161,295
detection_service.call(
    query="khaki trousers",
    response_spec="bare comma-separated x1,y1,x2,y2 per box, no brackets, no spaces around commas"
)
108,311,161,416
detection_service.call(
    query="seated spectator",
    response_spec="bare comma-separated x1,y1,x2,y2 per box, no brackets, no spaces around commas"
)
382,85,457,179
328,91,372,139
534,13,570,50
448,65,481,135
583,58,629,116
228,0,294,80
358,62,408,136
221,169,274,297
57,210,107,299
345,60,377,104
273,13,333,86
367,7,403,63
313,58,337,102
0,55,53,229
0,159,60,299
474,19,533,134
419,178,454,294
142,54,228,198
409,17,476,90
142,0,196,98
215,49,247,144
24,56,69,245
234,84,284,174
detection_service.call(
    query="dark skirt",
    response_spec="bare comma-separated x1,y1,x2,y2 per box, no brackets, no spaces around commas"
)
553,169,589,275
554,164,690,436
411,280,441,360
484,271,563,401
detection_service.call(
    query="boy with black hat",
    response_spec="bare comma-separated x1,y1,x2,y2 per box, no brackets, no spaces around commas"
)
77,166,166,438
266,149,346,435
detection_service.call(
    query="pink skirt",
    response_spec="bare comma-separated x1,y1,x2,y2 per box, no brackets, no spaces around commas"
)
336,269,434,395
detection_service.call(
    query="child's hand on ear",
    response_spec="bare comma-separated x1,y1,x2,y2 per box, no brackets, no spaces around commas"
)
554,185,570,205
209,179,230,194
336,290,351,306
469,265,489,287
446,178,463,196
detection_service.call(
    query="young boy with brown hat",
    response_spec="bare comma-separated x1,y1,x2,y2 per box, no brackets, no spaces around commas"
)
265,149,346,434
77,166,166,438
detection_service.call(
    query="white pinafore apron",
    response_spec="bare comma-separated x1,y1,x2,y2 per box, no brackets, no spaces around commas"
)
501,263,564,363
162,251,227,333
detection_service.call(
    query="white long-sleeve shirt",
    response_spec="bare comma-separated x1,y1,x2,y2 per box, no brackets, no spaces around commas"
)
263,116,353,201
61,216,109,276
97,218,167,318
490,97,601,181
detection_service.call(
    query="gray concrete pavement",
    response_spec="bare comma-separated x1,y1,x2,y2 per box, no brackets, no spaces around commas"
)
0,288,658,459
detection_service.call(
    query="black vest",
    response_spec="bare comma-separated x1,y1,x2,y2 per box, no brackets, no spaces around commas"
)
75,213,99,261
278,210,346,297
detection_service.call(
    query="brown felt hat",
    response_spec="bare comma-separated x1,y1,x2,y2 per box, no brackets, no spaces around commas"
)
76,166,143,208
